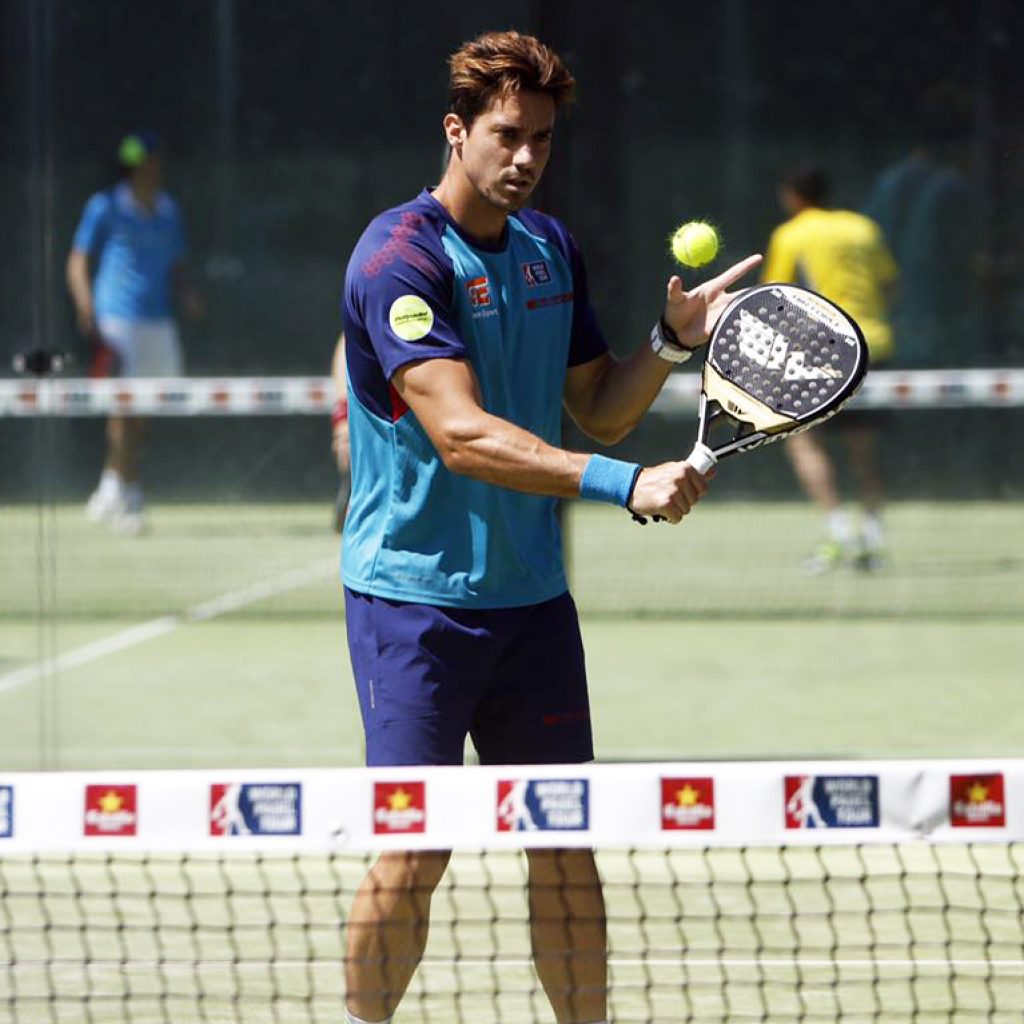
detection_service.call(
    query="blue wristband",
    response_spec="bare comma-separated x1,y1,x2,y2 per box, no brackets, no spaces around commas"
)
579,454,643,507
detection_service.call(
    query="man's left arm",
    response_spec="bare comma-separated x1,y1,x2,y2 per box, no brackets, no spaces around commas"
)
564,255,761,444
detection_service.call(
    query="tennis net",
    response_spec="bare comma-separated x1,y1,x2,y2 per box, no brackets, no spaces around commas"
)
3,760,1024,1023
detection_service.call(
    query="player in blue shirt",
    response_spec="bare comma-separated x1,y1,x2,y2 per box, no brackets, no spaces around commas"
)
341,31,760,1024
66,131,202,535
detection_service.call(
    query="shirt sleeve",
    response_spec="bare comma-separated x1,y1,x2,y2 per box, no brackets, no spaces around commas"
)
71,192,112,256
344,221,466,380
563,231,610,367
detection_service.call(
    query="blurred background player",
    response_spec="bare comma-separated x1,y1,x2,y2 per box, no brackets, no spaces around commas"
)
66,130,202,535
862,86,984,369
762,166,899,572
331,333,350,532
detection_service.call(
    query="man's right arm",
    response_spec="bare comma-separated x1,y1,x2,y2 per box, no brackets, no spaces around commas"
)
66,249,95,335
394,356,708,523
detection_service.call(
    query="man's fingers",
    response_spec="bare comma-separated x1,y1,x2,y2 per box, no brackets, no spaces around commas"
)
707,253,763,294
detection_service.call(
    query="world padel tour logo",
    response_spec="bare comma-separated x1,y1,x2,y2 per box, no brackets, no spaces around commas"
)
0,786,12,838
373,782,426,834
496,779,589,832
84,785,138,836
784,775,879,829
210,783,301,836
661,777,715,830
950,774,1006,828
522,260,552,287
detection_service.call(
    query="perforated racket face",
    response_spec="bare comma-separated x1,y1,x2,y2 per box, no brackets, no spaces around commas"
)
707,284,868,425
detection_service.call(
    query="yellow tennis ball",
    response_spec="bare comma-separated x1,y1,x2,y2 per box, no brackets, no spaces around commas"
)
670,221,720,268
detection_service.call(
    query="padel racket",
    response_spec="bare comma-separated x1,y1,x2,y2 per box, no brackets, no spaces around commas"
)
685,283,869,474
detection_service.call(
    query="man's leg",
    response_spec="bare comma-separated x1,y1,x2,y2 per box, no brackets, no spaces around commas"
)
845,426,886,568
527,848,608,1024
345,850,451,1022
785,432,853,571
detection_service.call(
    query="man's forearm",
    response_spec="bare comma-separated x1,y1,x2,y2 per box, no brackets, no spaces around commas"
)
438,407,591,499
567,339,677,445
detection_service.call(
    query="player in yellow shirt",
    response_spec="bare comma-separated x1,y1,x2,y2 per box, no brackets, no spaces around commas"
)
763,167,898,571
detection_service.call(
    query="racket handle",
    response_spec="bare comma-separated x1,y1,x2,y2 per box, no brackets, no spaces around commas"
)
686,442,717,475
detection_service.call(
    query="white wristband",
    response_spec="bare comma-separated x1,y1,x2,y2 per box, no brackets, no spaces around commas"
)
650,320,693,364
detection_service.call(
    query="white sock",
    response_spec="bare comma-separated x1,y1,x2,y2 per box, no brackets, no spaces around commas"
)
344,1011,391,1024
825,509,853,545
861,513,885,551
98,468,123,496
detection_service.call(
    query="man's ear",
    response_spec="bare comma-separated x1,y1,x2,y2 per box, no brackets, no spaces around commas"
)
442,113,466,151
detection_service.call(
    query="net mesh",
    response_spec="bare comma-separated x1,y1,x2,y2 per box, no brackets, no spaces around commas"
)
4,840,1024,1021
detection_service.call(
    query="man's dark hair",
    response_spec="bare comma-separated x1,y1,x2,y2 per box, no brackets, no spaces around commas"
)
783,166,829,205
447,30,575,129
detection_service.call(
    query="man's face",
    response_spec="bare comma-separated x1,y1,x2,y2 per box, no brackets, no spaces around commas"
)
455,90,555,212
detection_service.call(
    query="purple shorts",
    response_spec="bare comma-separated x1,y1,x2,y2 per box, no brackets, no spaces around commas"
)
344,588,593,767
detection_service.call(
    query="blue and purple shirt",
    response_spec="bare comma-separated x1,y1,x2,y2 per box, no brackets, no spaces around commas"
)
341,189,608,608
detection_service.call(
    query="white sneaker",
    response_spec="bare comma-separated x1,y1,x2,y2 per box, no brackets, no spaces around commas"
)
111,483,146,535
111,510,146,536
86,488,125,523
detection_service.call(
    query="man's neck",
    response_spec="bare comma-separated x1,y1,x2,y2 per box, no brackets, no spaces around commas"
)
130,181,159,212
433,167,508,245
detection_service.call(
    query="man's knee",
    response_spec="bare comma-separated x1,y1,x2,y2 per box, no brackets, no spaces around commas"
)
370,850,452,894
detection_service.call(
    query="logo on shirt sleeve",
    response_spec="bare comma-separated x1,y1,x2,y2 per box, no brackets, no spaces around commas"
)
388,295,434,341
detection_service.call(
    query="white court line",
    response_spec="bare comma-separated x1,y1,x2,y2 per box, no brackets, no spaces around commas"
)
0,558,336,695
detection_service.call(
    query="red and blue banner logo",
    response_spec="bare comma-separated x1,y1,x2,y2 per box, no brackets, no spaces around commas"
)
0,786,12,838
210,783,301,836
496,779,589,832
785,775,879,829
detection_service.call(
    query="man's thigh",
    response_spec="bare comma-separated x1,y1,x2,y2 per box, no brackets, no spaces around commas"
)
472,592,593,766
344,589,493,767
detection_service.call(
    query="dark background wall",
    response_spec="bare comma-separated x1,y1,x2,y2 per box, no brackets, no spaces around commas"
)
2,0,1022,501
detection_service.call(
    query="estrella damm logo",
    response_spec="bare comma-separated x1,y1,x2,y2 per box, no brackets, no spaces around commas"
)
466,276,492,308
373,781,426,834
950,774,1005,828
84,784,138,836
660,777,714,830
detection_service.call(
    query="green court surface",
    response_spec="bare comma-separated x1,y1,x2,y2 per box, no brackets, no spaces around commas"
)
2,500,1023,771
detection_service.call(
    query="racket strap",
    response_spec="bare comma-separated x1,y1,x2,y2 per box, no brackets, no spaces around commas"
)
650,319,694,363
